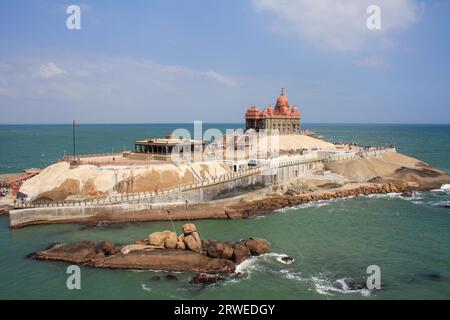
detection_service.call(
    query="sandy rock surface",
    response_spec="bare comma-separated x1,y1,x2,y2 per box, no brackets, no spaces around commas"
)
325,151,450,189
19,160,229,201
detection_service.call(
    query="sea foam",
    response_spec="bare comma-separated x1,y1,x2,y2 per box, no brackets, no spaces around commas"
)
310,275,371,297
431,184,450,193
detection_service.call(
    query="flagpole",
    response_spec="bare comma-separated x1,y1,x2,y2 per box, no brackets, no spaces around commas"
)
73,120,76,160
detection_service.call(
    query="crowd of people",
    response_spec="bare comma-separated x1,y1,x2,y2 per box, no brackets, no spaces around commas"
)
333,141,395,148
333,141,395,151
0,186,10,197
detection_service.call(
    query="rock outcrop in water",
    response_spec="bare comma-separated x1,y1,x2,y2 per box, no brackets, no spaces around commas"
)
29,223,271,274
190,273,225,285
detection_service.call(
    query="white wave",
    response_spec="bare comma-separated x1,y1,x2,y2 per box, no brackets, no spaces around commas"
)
276,255,295,265
235,253,290,275
432,200,450,207
411,193,424,200
373,192,400,198
311,276,370,297
276,191,423,214
279,273,371,297
226,256,263,284
141,283,152,292
283,271,304,282
250,215,266,220
310,276,335,296
366,192,426,202
431,184,450,193
366,192,401,199
364,191,426,201
235,256,260,275
276,200,331,213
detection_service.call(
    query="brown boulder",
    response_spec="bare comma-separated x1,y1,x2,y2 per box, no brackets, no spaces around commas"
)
190,273,225,285
184,231,202,252
244,238,270,256
96,240,116,256
176,241,186,250
201,239,210,251
148,231,177,247
182,223,197,235
207,241,234,259
164,233,179,249
232,241,251,263
192,231,201,245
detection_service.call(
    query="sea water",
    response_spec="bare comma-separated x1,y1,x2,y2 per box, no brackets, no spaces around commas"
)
0,124,449,299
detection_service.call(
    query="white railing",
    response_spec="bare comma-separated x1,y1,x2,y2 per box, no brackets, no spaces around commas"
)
14,147,393,209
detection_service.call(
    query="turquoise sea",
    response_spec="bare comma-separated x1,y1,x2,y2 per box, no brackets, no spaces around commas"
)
0,124,449,299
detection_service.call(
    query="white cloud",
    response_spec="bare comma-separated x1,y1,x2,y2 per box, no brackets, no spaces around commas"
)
0,55,237,99
0,54,240,122
252,0,422,52
39,62,66,78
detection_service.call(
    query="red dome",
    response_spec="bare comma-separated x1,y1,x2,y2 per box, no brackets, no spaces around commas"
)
275,88,289,107
291,105,300,117
263,105,274,116
245,106,263,119
274,88,291,115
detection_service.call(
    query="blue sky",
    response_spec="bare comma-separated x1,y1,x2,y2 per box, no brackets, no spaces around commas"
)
0,0,449,124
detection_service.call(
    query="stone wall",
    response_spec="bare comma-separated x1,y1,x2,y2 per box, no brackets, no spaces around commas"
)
9,202,187,227
9,158,322,227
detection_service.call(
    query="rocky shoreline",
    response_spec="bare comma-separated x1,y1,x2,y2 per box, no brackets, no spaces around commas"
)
229,181,421,218
29,223,271,275
228,163,450,218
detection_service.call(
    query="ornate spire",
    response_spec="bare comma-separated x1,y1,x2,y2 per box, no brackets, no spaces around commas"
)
281,88,285,95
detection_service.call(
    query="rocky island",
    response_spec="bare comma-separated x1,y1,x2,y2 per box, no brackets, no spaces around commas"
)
7,90,450,228
30,223,271,274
